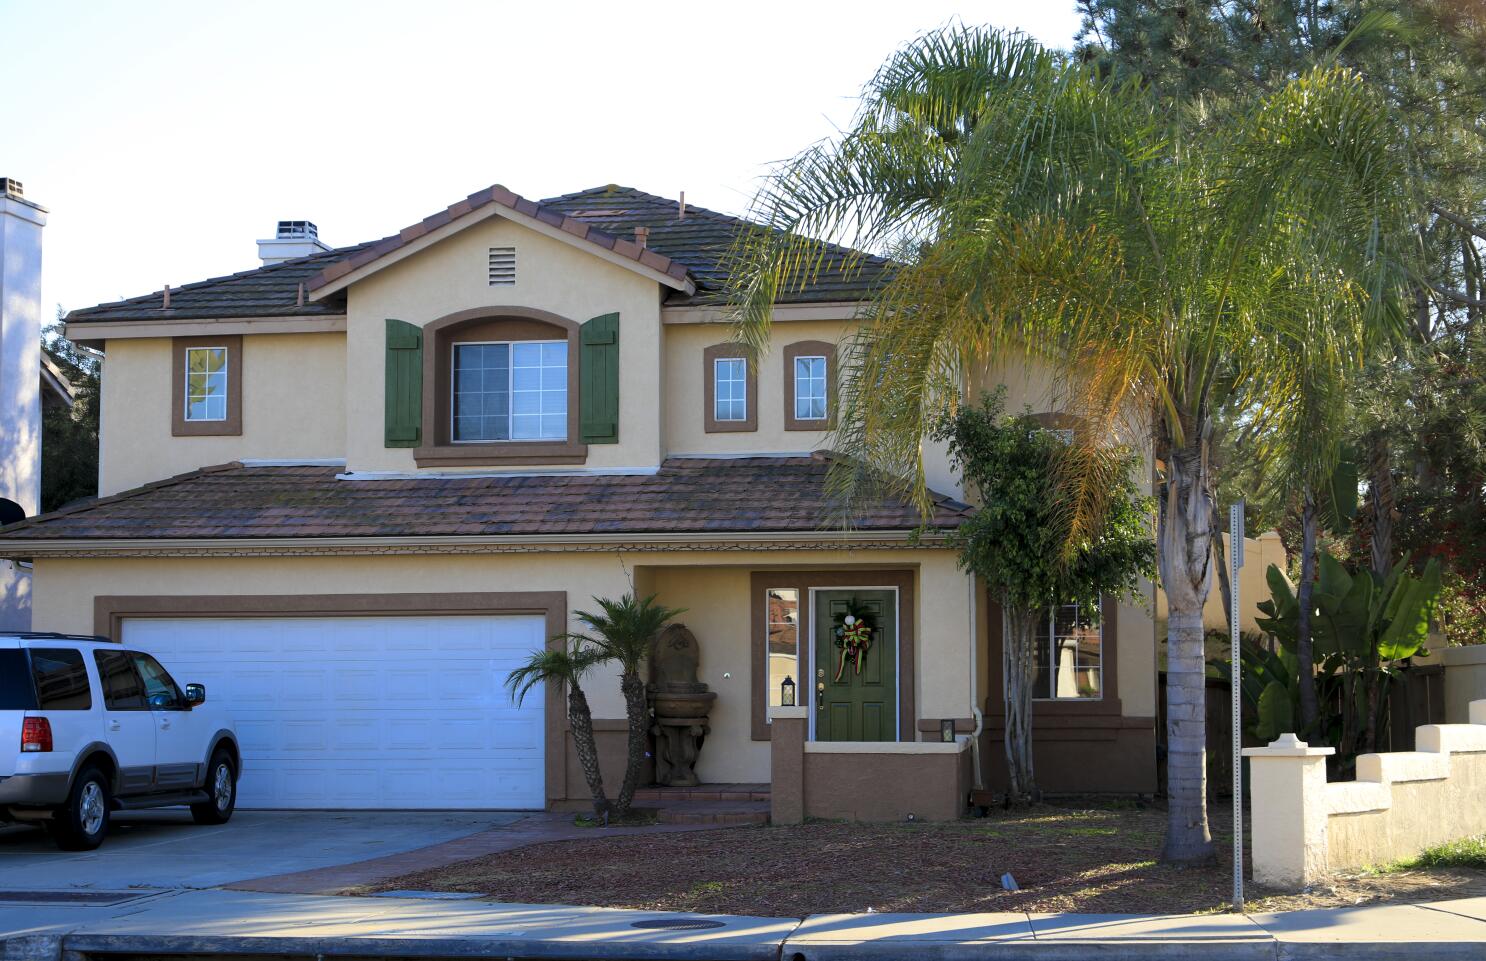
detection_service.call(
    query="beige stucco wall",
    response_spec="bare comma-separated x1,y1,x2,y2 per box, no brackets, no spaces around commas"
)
1444,645,1486,724
661,320,840,457
342,214,664,474
1246,710,1486,887
31,545,975,789
98,332,347,495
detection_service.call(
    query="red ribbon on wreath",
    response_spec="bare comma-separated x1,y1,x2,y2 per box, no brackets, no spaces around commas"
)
833,616,874,682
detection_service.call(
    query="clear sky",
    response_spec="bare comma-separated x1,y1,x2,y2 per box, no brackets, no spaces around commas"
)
2,1,1082,320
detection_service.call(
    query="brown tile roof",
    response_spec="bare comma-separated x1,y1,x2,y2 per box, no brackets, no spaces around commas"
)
0,457,969,543
305,184,694,295
65,185,893,325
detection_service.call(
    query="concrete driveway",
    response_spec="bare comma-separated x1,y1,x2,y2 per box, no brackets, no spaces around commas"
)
0,810,522,890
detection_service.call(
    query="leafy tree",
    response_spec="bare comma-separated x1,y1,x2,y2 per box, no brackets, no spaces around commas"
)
506,638,610,818
1077,0,1486,627
40,318,100,513
935,394,1155,802
728,25,1411,861
571,593,685,817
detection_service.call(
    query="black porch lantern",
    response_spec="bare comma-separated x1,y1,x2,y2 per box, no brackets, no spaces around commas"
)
781,675,796,707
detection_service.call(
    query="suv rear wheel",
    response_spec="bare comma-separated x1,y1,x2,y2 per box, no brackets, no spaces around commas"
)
51,766,110,850
190,749,236,825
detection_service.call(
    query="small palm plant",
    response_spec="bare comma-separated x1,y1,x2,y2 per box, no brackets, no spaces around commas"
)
572,593,686,817
506,638,610,819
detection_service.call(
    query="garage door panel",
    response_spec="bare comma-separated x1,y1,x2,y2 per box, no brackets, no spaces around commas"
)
122,615,547,809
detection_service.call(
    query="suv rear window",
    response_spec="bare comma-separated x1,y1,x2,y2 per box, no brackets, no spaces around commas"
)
29,649,92,711
0,650,38,709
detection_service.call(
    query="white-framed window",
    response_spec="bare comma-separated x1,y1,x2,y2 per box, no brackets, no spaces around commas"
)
452,340,567,442
793,355,827,421
184,346,229,422
1032,601,1103,700
765,587,800,708
714,357,748,422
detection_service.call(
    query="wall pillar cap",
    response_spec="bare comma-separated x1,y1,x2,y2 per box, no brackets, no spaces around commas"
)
1242,732,1335,758
768,706,809,721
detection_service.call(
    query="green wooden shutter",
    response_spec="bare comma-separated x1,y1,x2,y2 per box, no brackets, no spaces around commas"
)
580,312,620,444
384,318,423,447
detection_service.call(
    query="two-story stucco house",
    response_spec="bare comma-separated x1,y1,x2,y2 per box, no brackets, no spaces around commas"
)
0,184,1159,817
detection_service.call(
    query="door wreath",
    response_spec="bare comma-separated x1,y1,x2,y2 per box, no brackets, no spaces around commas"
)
831,598,877,682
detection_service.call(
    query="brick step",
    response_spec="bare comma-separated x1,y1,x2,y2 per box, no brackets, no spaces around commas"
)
635,785,771,803
655,802,770,827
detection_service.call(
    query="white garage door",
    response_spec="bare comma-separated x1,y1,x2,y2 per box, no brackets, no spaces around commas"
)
121,615,547,810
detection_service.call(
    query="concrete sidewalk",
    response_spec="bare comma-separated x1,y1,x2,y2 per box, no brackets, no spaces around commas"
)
1,889,1484,960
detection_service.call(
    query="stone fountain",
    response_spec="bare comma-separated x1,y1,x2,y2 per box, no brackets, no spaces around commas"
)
648,623,716,787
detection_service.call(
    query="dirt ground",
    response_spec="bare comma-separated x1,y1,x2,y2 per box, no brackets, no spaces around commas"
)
372,801,1486,916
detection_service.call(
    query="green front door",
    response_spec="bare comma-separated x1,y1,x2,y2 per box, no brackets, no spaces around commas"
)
813,590,897,741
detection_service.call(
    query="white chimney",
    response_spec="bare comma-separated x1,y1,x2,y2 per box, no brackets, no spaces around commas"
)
257,220,331,265
0,176,46,631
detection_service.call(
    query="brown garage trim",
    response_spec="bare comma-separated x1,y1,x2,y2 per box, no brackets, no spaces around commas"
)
94,591,568,807
703,343,757,433
171,335,242,437
415,306,588,467
749,569,915,742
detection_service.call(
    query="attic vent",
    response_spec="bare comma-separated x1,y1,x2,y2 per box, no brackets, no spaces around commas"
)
488,246,516,286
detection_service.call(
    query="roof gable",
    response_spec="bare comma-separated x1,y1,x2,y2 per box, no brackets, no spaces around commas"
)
306,184,696,300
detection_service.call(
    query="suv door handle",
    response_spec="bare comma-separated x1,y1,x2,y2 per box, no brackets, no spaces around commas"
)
159,719,171,730
108,720,121,732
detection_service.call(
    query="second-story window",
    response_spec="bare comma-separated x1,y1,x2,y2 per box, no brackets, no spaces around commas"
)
793,355,828,421
184,347,228,421
452,341,567,442
714,357,748,422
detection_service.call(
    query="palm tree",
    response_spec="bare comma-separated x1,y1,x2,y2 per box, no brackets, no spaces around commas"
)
570,593,686,817
728,26,1410,861
506,638,610,819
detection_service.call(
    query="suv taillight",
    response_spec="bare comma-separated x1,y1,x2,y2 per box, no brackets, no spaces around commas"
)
21,717,52,753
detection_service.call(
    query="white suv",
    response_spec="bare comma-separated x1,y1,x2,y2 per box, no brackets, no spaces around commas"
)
0,633,240,850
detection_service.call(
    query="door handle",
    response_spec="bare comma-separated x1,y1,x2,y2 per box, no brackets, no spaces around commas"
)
159,720,171,730
816,681,826,709
108,720,120,732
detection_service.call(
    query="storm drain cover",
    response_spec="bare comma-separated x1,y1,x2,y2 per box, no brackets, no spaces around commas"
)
0,890,151,906
631,918,727,931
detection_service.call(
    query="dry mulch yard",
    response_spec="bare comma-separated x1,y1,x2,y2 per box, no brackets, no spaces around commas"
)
370,801,1486,917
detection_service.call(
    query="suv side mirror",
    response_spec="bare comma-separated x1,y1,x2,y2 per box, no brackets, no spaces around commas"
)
184,683,206,706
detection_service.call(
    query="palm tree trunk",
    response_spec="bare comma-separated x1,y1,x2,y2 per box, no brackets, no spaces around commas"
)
613,670,649,816
1294,492,1321,731
1367,432,1394,579
567,686,609,819
1003,603,1039,803
1158,443,1216,864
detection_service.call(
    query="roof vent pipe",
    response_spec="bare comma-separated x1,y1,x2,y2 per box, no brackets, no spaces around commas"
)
635,226,649,249
678,191,686,221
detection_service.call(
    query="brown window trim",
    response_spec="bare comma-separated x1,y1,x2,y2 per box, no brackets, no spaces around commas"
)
413,306,588,467
93,590,569,805
703,343,757,433
983,594,1125,734
749,569,916,742
782,340,836,431
171,335,242,437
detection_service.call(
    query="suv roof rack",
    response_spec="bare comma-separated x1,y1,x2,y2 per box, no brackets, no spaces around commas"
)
11,632,118,643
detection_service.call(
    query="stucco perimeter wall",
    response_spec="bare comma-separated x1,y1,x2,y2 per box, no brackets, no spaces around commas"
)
29,545,973,793
343,214,663,474
1445,645,1486,724
803,739,972,822
1245,703,1486,888
99,333,347,495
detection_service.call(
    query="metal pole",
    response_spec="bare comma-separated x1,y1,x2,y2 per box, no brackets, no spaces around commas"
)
1230,501,1246,912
